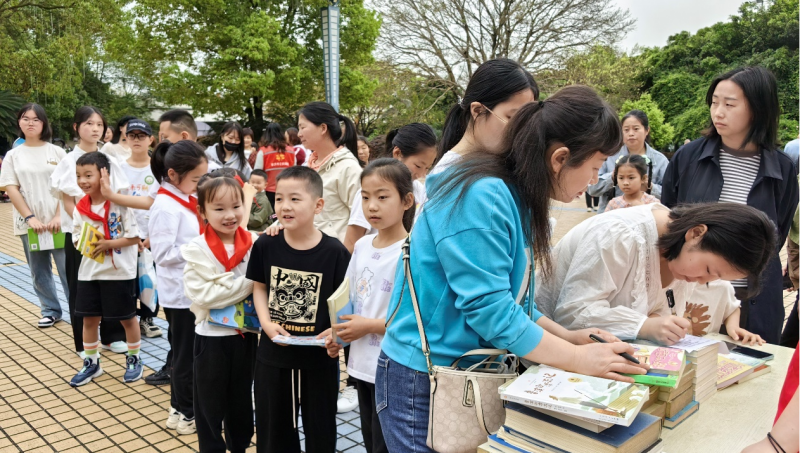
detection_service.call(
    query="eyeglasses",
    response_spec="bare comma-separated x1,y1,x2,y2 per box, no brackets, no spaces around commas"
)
20,117,41,124
126,133,150,141
482,104,508,124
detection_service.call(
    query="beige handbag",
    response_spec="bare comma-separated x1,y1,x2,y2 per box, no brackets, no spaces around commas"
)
388,238,525,453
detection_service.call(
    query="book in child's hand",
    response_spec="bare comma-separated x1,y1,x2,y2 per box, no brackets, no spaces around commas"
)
499,365,649,426
77,222,104,264
327,279,352,346
271,335,326,347
208,295,261,333
27,229,65,251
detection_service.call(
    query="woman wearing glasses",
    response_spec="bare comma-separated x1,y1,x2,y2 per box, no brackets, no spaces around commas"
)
587,110,669,213
0,103,70,328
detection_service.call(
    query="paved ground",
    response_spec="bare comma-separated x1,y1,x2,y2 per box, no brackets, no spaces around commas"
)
0,200,794,453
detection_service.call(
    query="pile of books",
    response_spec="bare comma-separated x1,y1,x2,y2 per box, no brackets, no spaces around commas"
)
479,365,664,453
717,351,771,389
688,342,718,403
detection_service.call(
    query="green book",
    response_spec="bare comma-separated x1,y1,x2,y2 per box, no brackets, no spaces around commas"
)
27,229,65,251
628,372,679,387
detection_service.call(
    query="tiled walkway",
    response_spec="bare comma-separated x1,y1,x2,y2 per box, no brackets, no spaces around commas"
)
0,200,795,453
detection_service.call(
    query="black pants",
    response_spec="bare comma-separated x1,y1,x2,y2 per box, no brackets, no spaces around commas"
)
194,333,257,453
254,359,338,453
64,233,125,352
343,345,357,388
164,307,195,418
780,293,799,348
355,378,388,453
584,192,599,209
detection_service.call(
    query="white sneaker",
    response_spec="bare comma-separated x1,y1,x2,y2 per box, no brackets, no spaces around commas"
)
166,408,181,430
177,416,196,435
38,316,60,328
102,341,128,354
140,317,163,338
337,386,359,413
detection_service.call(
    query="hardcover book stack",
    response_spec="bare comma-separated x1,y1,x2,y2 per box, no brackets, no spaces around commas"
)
479,366,664,453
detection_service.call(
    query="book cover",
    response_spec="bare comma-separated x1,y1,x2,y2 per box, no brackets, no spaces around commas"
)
739,364,771,384
717,355,755,389
500,365,649,426
327,279,352,346
502,403,661,453
77,222,104,264
208,295,261,333
629,344,686,375
27,229,65,251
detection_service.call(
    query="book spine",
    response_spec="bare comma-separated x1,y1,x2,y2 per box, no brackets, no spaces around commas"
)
630,374,678,387
500,393,630,426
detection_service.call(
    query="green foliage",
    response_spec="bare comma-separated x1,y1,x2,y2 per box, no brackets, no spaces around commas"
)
619,94,675,150
0,90,24,142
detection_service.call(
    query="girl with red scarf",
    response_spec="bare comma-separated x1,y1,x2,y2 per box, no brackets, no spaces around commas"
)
182,174,259,453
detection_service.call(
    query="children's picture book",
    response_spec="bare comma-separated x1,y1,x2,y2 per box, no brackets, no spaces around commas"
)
717,354,757,389
327,279,352,346
77,222,104,264
208,295,261,333
500,365,649,426
271,335,325,347
27,229,65,251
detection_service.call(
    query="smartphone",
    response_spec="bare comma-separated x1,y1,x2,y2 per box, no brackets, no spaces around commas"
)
732,345,774,361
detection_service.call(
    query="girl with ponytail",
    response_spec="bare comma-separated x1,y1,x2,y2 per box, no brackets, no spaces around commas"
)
605,154,658,211
432,58,538,176
296,101,362,242
376,86,649,452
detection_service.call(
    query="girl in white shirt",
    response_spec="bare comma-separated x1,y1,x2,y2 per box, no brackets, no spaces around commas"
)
148,140,209,435
326,158,416,453
343,123,437,252
51,106,129,354
0,103,69,328
535,203,773,346
182,174,258,453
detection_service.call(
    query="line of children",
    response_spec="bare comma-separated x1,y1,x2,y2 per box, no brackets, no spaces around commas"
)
68,152,143,386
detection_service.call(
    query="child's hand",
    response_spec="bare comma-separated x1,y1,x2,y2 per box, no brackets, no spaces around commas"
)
322,332,343,358
45,215,61,234
726,322,765,346
242,182,258,199
99,168,114,199
263,322,290,346
91,238,113,258
263,222,283,236
333,314,374,343
568,328,620,345
143,238,150,249
641,315,691,345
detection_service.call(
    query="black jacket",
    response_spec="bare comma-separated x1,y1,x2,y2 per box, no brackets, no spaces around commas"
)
661,136,799,343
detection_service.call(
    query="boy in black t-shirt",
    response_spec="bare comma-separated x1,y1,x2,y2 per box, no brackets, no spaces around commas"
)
247,166,350,453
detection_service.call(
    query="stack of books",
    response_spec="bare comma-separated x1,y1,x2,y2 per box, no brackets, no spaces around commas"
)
688,343,718,403
656,365,698,429
717,351,769,389
482,365,663,453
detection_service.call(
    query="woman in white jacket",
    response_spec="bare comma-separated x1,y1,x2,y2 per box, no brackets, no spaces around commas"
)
182,174,258,453
535,203,774,345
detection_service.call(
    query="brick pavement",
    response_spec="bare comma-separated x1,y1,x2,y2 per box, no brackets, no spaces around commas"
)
0,200,794,453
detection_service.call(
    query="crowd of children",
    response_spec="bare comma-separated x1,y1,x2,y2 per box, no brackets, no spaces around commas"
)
0,56,797,453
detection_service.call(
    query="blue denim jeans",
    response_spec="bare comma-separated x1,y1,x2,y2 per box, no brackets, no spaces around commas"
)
20,234,68,319
375,351,435,453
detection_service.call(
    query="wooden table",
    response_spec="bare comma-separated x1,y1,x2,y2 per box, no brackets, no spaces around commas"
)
660,334,795,453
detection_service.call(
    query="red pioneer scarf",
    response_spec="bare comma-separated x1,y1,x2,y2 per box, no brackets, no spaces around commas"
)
76,196,111,240
204,225,252,272
157,187,204,233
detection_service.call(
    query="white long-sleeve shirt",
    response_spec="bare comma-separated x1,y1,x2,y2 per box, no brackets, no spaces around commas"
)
148,182,200,309
535,204,695,340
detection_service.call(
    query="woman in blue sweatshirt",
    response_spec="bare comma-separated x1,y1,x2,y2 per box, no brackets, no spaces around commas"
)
377,85,650,452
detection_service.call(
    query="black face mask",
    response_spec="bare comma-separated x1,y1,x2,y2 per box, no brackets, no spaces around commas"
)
223,142,239,152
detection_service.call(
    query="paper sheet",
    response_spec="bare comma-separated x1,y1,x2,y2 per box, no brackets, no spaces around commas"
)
670,335,728,353
37,231,54,251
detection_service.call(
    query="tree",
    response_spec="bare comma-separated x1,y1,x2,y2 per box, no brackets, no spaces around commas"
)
0,90,24,143
376,0,633,95
619,94,675,150
112,0,381,131
538,45,642,110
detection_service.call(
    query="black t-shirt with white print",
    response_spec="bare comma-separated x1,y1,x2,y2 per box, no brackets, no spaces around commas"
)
246,230,351,369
